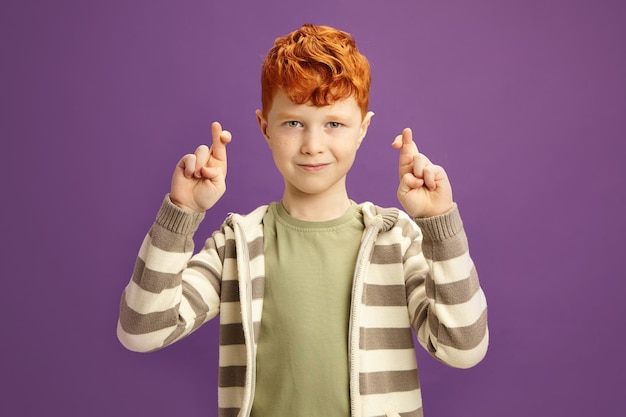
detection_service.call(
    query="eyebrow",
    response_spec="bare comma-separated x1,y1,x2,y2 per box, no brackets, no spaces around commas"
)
274,112,301,120
274,112,352,122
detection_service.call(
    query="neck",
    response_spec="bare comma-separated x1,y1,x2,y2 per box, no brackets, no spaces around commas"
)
281,187,352,221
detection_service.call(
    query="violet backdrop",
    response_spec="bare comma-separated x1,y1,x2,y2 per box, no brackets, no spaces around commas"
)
2,0,625,416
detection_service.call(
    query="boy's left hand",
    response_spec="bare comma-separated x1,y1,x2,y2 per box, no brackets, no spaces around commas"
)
392,128,454,218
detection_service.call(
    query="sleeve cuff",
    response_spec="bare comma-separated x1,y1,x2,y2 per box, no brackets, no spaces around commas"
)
154,194,206,234
413,203,463,241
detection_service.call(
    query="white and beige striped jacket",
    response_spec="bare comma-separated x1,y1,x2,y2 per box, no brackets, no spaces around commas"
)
118,196,488,417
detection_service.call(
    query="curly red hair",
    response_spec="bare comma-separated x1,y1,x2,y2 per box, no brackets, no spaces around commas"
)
260,24,371,118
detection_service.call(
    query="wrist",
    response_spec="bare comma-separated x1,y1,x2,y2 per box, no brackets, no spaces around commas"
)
413,203,454,219
156,195,206,234
169,195,206,214
413,203,462,241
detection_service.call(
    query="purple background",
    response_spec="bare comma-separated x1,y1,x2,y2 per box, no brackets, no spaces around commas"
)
2,0,625,416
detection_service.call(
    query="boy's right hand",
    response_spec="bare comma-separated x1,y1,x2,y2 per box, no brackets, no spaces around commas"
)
170,121,232,213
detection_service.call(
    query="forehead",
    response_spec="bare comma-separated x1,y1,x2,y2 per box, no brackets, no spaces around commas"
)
268,90,361,118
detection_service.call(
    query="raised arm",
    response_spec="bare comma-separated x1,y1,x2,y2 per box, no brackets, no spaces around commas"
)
392,128,488,367
117,122,232,352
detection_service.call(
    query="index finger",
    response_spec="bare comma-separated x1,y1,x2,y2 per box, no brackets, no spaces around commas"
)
208,121,232,164
399,128,418,155
393,128,419,178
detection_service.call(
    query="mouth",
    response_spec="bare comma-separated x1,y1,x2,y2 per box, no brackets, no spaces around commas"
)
298,163,329,172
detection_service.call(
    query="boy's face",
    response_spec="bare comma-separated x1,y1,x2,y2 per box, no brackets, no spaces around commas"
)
256,91,373,199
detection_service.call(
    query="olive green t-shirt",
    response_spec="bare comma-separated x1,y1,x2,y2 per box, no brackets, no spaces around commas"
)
250,202,364,417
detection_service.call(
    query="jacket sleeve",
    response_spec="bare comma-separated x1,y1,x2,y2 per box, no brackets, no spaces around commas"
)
117,195,226,352
406,203,489,369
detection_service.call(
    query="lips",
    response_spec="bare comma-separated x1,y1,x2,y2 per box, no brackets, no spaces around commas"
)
298,163,329,172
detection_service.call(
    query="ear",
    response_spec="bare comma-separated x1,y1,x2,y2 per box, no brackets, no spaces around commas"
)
256,109,270,142
357,111,375,145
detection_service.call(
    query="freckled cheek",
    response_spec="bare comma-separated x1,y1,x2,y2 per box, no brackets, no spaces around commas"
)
271,143,299,162
334,144,359,158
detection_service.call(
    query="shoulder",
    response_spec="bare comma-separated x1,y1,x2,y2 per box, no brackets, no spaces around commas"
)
357,202,418,235
224,204,270,228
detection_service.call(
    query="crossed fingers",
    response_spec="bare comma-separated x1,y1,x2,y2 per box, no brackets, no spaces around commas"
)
392,127,445,191
180,122,232,179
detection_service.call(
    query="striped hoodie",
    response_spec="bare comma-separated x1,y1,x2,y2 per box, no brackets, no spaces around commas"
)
118,196,488,417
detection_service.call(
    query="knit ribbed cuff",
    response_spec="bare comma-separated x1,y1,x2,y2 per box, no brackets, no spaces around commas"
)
155,195,206,235
414,203,463,241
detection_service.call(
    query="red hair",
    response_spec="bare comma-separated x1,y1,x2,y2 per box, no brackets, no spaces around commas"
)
260,24,371,118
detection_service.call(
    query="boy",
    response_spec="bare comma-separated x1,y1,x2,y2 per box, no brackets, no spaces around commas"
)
118,24,488,417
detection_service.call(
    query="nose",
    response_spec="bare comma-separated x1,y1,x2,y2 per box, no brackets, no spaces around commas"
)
300,127,326,155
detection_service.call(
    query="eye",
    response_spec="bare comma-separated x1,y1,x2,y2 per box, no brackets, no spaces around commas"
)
286,121,302,128
327,122,342,128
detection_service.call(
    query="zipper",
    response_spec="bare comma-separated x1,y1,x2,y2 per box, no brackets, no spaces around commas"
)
233,222,256,417
348,223,380,417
